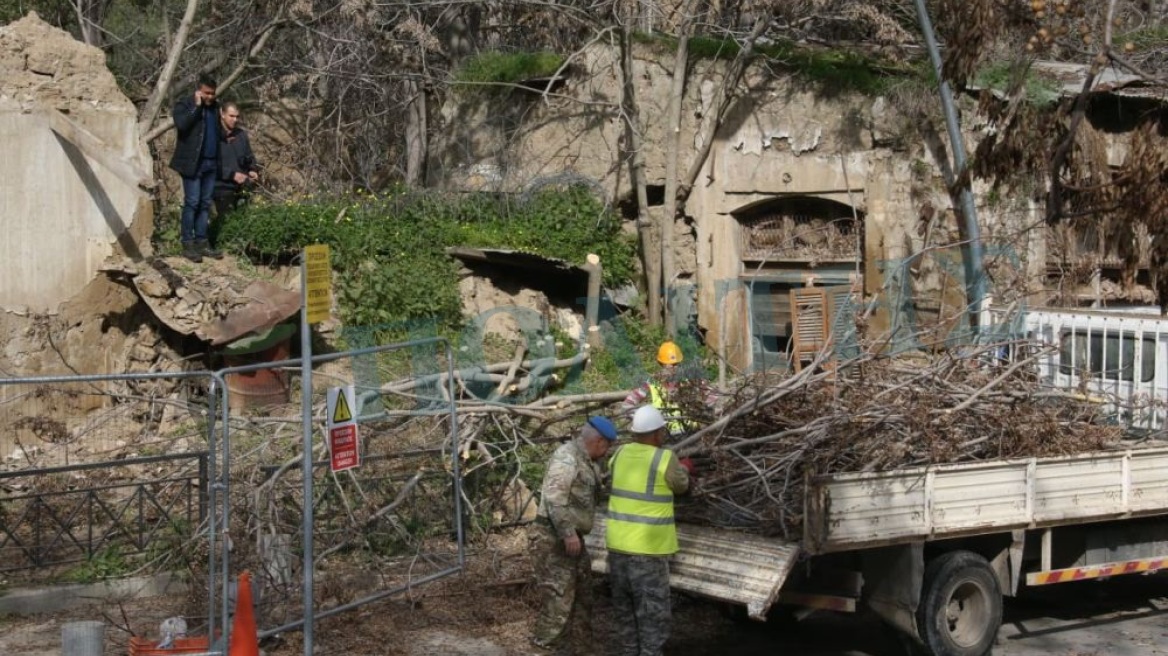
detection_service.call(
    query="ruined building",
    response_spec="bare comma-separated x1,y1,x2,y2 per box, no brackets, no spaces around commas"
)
429,43,1168,372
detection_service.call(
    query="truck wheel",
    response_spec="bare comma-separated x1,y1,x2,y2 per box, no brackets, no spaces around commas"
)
916,551,1002,656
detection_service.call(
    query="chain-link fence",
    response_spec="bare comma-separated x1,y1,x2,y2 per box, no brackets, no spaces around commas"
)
0,370,226,650
213,338,463,650
0,371,215,470
0,373,220,577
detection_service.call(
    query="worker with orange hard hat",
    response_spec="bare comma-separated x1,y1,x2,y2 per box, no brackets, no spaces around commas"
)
620,341,704,437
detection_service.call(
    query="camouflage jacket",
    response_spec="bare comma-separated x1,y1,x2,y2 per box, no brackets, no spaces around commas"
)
537,439,602,538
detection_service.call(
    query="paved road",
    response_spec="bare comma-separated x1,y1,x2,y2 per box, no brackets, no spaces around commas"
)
995,575,1168,656
670,574,1168,656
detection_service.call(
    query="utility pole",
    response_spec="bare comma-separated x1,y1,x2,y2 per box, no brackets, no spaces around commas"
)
911,0,987,332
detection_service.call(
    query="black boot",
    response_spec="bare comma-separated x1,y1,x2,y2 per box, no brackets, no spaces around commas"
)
197,239,223,260
182,242,203,263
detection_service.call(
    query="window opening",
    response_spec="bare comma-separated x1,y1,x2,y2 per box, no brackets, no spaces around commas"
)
1058,329,1155,383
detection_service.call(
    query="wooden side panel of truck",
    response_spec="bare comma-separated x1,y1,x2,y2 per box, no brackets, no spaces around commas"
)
805,447,1168,553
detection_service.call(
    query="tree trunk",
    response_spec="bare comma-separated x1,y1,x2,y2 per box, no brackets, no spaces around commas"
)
138,0,201,136
405,80,428,186
142,17,282,143
74,0,110,47
618,26,661,326
661,0,698,335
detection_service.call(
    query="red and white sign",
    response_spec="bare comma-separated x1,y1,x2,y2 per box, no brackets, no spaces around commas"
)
326,386,360,473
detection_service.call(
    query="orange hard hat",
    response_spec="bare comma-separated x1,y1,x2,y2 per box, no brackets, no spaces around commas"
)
656,341,683,365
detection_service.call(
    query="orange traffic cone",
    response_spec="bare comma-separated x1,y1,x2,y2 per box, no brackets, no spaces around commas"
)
228,571,260,656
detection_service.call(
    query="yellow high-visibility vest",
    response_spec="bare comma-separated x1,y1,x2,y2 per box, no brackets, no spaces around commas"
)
648,382,687,436
605,442,678,555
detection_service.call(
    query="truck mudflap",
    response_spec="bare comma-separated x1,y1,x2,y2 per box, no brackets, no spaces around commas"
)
585,514,799,620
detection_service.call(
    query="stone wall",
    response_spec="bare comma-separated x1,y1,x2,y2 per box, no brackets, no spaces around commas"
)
0,13,165,383
430,44,1062,370
434,44,1163,368
0,13,152,314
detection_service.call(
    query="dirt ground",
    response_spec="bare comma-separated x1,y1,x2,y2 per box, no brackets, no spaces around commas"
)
0,528,547,656
6,527,1168,656
0,528,753,656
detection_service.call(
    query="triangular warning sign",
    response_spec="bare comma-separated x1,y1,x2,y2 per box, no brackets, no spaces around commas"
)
332,391,353,424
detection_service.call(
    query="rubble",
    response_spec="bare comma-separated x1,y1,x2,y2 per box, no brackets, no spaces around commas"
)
0,12,133,114
106,257,301,345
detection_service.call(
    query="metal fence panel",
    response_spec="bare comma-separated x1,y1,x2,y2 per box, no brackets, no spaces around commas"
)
0,339,462,653
0,452,207,571
214,338,462,642
0,371,219,590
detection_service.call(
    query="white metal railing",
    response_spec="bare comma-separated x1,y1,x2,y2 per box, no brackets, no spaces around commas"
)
987,306,1168,431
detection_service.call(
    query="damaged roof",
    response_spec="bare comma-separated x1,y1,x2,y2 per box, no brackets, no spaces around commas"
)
106,258,301,346
1034,60,1168,101
972,60,1168,102
446,246,588,280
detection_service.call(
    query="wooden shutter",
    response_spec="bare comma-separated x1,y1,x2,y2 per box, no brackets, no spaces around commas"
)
789,284,858,373
789,287,830,372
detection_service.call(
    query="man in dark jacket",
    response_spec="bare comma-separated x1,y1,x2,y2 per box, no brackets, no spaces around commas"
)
169,74,223,263
213,102,260,222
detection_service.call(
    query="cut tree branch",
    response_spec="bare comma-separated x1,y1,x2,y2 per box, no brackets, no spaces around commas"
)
142,15,285,143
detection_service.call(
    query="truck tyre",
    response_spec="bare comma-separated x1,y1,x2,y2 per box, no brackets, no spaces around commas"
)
916,551,1002,656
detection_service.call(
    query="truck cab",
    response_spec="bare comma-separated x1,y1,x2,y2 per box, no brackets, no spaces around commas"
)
984,305,1168,431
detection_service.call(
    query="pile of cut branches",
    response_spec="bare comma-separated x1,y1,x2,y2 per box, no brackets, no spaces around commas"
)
673,348,1129,538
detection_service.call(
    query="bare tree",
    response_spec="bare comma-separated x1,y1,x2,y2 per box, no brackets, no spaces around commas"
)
661,0,700,333
70,0,111,46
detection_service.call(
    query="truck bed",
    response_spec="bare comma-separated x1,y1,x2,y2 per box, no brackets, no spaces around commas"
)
584,445,1168,619
805,445,1168,553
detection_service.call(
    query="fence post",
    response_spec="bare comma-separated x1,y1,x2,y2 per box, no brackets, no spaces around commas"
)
198,452,209,522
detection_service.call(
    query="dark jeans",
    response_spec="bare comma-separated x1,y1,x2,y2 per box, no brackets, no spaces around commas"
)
180,161,217,245
213,187,240,220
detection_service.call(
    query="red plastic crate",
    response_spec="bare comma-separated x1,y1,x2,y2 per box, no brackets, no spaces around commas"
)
128,636,211,655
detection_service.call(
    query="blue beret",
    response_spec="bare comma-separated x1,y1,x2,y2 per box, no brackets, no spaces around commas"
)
586,416,618,441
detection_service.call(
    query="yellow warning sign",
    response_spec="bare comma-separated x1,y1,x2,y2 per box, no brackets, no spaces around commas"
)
331,389,353,424
326,386,360,472
304,244,332,324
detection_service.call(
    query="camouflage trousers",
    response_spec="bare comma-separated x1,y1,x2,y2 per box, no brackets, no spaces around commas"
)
607,552,671,656
531,525,595,652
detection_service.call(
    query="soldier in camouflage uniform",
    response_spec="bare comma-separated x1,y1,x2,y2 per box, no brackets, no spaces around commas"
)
531,416,618,653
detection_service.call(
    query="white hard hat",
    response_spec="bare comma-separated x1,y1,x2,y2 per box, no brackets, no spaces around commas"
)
630,405,666,434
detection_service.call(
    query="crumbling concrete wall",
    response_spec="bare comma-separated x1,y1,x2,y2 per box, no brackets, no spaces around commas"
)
0,13,152,314
429,43,1049,370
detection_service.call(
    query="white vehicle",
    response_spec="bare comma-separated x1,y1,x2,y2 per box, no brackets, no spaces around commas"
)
588,306,1168,656
984,305,1168,431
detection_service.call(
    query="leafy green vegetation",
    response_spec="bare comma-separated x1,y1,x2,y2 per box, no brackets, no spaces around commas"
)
1119,25,1168,51
453,50,566,94
217,186,637,330
64,547,130,583
972,62,1061,107
632,32,907,95
633,32,743,60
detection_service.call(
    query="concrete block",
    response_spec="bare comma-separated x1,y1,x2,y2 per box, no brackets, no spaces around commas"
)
0,572,188,616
